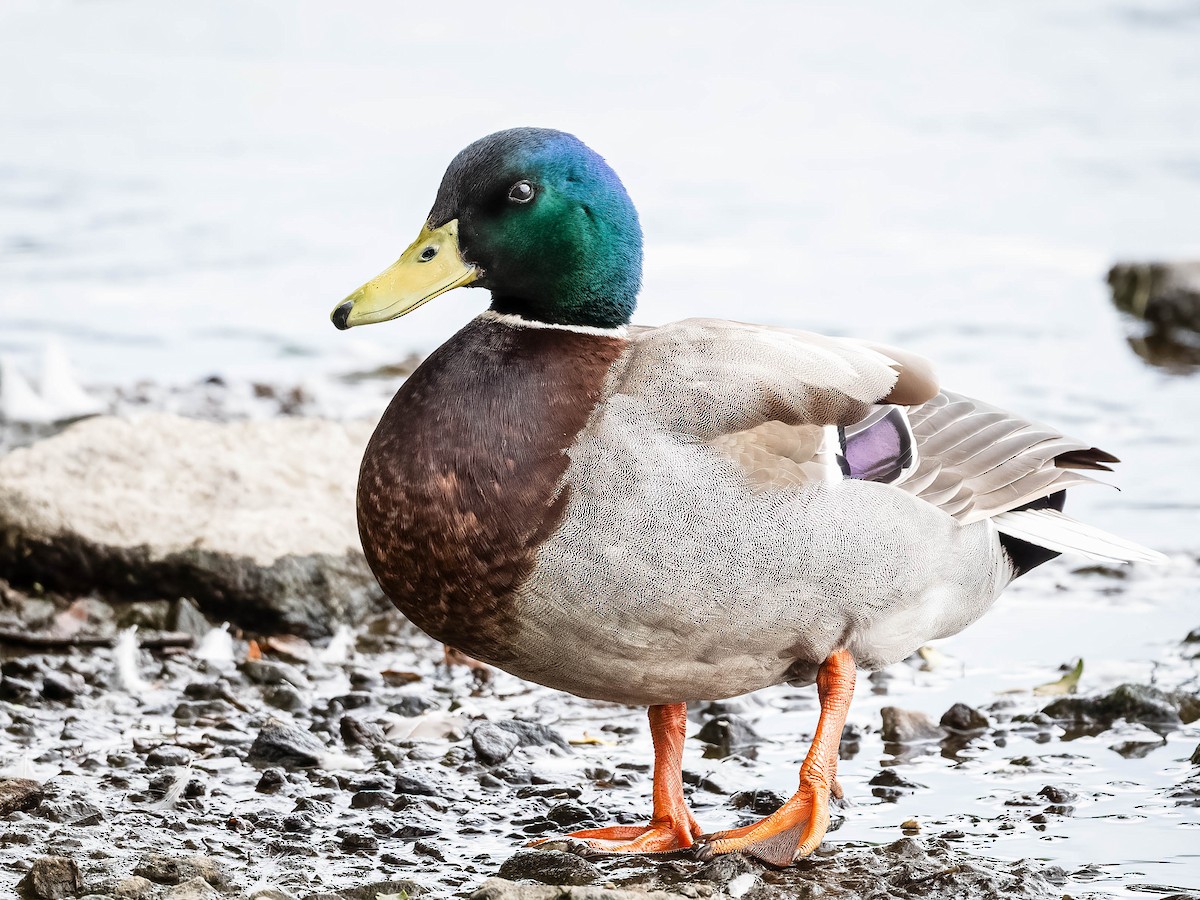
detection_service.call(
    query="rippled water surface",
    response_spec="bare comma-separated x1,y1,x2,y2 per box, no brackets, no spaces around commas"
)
2,0,1199,894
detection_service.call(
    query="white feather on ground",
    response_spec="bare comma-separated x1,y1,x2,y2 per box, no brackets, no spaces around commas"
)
195,624,234,662
115,626,151,693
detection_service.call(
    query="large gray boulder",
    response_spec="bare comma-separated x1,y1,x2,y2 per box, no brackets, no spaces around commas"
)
0,414,385,637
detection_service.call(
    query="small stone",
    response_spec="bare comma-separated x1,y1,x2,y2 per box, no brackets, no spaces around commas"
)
0,676,39,703
694,851,759,885
19,856,84,899
1038,785,1077,804
880,707,943,743
940,703,988,732
546,801,594,827
728,789,786,816
166,877,219,900
338,881,425,900
497,849,600,886
349,790,392,809
112,876,154,900
340,831,378,852
0,777,43,815
1042,684,1183,727
256,768,288,794
696,715,760,756
132,855,228,890
339,716,386,748
393,773,438,797
471,723,520,765
41,672,83,703
248,720,325,768
241,659,310,690
145,745,193,768
388,695,437,717
262,685,305,712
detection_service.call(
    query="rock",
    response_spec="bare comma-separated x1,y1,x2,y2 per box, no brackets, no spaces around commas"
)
471,880,677,900
241,659,311,690
19,857,84,899
1107,261,1200,371
111,876,154,900
337,881,425,900
339,716,386,749
1038,785,1077,804
880,707,943,743
145,745,193,768
497,849,600,885
388,695,437,717
940,702,988,732
472,723,520,765
248,719,326,768
696,715,760,756
869,768,925,801
728,789,786,816
165,878,219,900
1108,260,1200,332
262,685,306,711
0,778,43,815
1191,743,1200,766
255,768,288,794
1041,684,1183,727
470,719,568,765
393,773,439,797
40,672,83,703
0,415,384,637
132,855,228,890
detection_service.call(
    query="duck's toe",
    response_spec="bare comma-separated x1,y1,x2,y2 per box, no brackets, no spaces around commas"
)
694,776,831,867
530,816,702,856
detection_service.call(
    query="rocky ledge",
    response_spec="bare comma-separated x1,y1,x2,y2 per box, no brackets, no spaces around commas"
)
0,414,384,637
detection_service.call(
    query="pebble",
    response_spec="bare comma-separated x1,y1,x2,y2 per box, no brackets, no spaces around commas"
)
497,849,600,885
1041,684,1183,726
111,875,154,899
255,768,288,794
472,723,521,765
166,877,221,900
132,854,228,890
145,744,194,768
940,702,989,732
393,773,439,797
880,707,944,743
19,856,84,900
248,720,326,768
0,778,43,815
696,715,761,756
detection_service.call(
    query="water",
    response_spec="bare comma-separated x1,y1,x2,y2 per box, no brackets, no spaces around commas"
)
1,0,1199,892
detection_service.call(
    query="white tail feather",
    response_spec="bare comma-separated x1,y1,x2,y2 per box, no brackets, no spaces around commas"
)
993,508,1167,565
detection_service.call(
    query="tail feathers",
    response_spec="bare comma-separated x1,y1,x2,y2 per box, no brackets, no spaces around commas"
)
992,508,1167,565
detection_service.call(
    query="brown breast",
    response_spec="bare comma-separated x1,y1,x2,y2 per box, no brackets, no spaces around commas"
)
356,315,626,663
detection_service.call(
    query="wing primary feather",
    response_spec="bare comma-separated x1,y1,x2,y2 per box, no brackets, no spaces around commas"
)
992,509,1167,564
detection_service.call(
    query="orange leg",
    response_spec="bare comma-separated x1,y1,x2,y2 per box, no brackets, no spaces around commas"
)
531,703,702,854
696,650,856,866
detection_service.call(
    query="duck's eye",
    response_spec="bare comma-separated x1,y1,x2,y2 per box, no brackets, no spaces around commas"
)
419,246,438,262
508,181,535,204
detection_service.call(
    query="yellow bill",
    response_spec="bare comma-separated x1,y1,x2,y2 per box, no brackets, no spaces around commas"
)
331,219,479,329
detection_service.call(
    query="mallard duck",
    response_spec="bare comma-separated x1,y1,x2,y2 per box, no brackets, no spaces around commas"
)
331,127,1163,866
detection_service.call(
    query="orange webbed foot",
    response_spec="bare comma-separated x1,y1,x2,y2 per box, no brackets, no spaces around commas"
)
694,773,833,866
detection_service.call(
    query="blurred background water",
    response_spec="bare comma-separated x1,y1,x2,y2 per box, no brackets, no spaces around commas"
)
2,1,1200,893
2,0,1199,547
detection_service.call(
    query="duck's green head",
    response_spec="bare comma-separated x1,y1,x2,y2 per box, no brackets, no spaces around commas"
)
332,128,642,331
